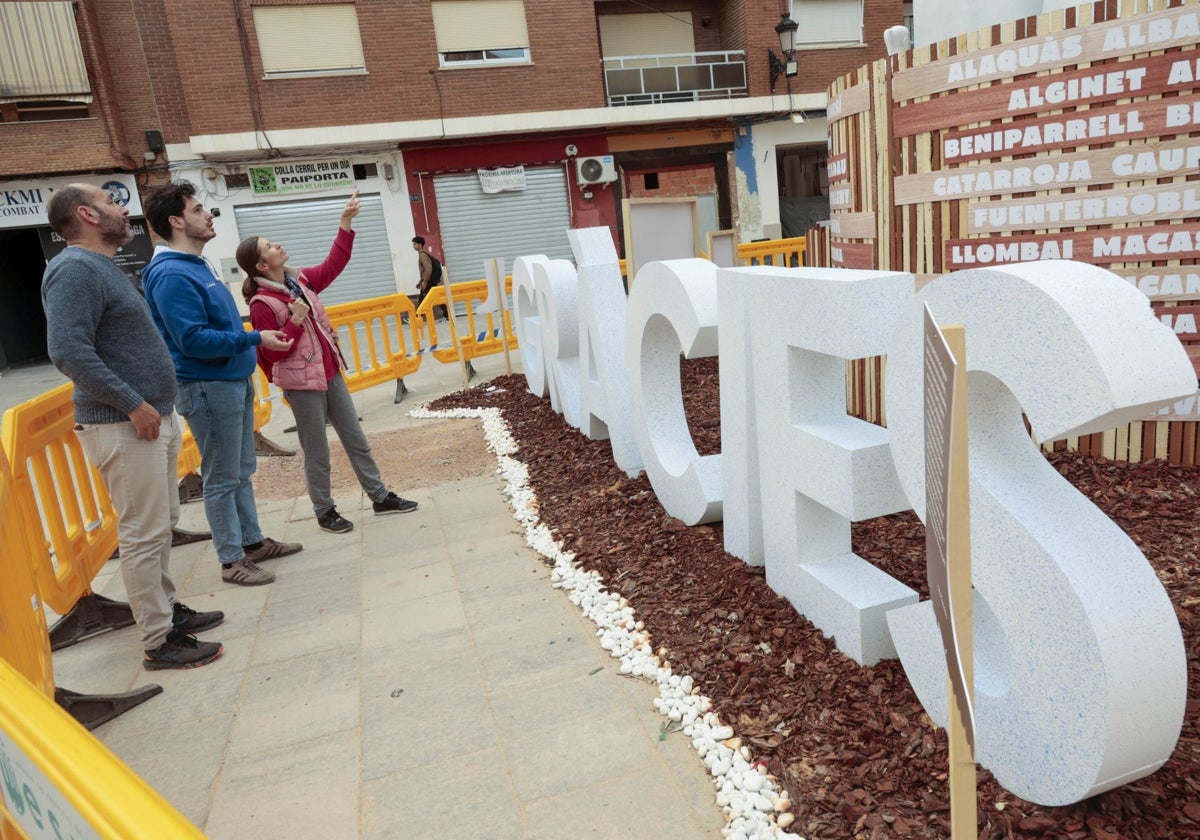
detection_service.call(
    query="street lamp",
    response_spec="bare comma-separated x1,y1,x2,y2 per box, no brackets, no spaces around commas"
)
768,12,799,93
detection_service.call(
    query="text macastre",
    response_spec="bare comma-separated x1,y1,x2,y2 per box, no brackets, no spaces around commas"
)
508,228,1196,808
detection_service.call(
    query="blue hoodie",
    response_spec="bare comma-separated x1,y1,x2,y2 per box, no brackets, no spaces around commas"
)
142,248,262,382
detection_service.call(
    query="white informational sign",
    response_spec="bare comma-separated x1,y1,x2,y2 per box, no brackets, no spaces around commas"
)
922,304,975,752
477,166,526,194
248,159,353,196
0,174,142,230
0,729,100,840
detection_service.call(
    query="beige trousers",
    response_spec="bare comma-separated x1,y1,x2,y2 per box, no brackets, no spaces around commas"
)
75,412,182,650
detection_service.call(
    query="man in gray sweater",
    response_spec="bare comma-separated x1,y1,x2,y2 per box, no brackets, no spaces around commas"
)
42,183,223,670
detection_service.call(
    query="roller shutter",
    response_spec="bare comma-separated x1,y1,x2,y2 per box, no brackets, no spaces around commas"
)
432,167,573,282
233,193,395,305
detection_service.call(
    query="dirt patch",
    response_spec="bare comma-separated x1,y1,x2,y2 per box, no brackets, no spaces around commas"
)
252,418,493,501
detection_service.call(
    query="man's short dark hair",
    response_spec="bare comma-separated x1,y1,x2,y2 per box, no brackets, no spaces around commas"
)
142,180,198,240
412,236,425,246
46,184,92,239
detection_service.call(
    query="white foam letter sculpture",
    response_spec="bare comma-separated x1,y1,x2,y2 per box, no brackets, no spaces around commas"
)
885,262,1195,805
513,255,551,398
743,266,917,665
531,258,582,427
567,228,643,477
626,259,721,524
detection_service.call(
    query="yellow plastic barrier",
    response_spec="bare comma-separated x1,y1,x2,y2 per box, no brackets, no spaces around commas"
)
1,385,116,617
737,236,807,268
415,278,518,365
0,658,206,839
325,293,423,391
0,447,53,700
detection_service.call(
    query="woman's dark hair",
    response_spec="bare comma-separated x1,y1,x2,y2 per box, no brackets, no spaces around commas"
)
237,235,264,303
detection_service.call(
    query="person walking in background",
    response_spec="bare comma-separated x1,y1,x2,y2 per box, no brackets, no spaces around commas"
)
42,183,223,670
141,181,302,587
412,235,449,321
237,190,418,534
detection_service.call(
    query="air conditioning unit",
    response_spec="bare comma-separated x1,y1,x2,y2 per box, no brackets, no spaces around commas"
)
576,155,617,186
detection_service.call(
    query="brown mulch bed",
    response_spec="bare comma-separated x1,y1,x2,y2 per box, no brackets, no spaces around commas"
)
431,359,1200,839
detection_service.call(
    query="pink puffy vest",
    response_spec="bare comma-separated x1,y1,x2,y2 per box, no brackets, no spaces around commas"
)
250,288,342,392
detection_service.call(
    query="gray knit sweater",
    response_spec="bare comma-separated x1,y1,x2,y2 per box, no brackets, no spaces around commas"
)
42,246,176,424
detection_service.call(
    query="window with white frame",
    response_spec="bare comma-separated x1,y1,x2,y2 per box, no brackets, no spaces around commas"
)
790,0,864,49
252,4,366,77
0,1,92,107
432,0,530,67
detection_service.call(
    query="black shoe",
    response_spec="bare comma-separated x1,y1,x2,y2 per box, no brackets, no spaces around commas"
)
172,601,224,633
144,629,223,671
373,492,419,515
317,507,354,533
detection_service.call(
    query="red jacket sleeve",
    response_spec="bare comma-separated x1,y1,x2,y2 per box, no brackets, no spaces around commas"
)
299,227,355,295
249,299,304,366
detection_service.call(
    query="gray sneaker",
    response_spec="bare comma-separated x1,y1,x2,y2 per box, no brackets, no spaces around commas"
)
221,558,275,586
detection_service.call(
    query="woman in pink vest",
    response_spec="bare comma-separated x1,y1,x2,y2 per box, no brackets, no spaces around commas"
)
237,190,417,534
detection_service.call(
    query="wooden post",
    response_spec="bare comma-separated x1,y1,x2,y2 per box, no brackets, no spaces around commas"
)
943,324,976,839
441,276,471,389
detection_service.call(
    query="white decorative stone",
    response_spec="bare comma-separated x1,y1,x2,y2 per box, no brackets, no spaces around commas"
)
885,261,1196,806
739,266,918,665
625,259,722,524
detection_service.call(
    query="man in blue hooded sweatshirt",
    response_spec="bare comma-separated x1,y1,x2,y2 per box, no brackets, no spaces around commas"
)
142,181,302,586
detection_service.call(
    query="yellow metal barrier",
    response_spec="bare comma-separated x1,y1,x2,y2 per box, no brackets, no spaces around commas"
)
0,447,53,700
737,236,807,268
0,658,205,839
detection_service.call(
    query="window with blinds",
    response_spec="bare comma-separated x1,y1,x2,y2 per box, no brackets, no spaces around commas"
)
791,0,864,48
431,0,530,67
0,1,91,103
252,4,366,77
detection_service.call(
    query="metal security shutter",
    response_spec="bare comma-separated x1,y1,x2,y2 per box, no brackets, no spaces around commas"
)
233,193,395,305
433,167,573,283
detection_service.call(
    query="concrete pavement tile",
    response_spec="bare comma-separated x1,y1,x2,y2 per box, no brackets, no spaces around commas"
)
360,654,497,779
489,668,631,741
51,625,142,694
501,706,657,803
227,645,361,760
470,602,607,692
360,626,474,680
523,765,724,840
362,589,467,648
442,512,525,556
426,479,510,526
361,558,457,608
459,583,565,630
205,729,359,840
361,746,523,840
127,632,255,712
100,710,233,827
262,560,363,606
251,594,363,666
612,674,725,822
361,511,446,558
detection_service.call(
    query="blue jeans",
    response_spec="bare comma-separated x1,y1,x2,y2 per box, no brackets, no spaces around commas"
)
176,378,263,564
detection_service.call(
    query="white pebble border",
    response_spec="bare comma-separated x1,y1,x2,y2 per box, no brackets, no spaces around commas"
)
412,398,802,840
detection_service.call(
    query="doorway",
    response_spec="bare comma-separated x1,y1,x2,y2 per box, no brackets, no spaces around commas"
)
0,227,50,370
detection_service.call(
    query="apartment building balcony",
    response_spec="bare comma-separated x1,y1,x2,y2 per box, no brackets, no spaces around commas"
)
603,50,747,106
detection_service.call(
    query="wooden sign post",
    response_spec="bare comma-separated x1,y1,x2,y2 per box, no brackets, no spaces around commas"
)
482,257,512,375
440,272,472,389
922,306,977,838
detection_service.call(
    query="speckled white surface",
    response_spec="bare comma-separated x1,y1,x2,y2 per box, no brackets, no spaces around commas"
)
884,261,1195,806
568,228,644,478
531,258,582,427
716,267,764,566
512,254,550,398
742,267,917,665
625,259,722,525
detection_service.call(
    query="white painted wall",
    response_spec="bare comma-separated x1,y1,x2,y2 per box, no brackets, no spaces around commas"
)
745,117,828,241
914,0,1081,47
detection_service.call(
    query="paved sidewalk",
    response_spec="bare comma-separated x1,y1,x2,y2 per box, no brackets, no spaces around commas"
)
20,352,724,839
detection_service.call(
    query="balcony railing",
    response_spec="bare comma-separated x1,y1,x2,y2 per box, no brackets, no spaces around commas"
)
603,51,747,106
